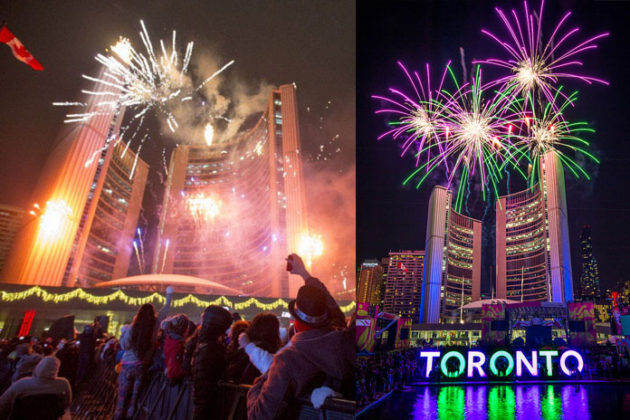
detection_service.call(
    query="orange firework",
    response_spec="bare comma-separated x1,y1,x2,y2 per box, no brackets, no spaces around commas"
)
297,232,324,269
186,192,222,225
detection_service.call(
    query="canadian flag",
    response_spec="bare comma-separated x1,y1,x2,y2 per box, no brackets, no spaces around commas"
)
0,24,43,71
397,262,408,273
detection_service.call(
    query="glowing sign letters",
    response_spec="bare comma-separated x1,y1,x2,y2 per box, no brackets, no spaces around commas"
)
419,349,584,379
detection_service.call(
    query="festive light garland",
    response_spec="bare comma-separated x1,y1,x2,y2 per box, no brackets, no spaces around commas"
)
0,286,356,314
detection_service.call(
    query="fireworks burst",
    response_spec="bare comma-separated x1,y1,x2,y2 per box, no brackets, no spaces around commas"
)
38,199,73,241
374,1,607,212
297,232,324,269
424,66,523,210
160,238,170,274
509,87,598,187
55,20,234,164
204,123,214,146
133,240,144,273
375,64,522,212
372,61,451,166
476,0,608,104
186,192,222,226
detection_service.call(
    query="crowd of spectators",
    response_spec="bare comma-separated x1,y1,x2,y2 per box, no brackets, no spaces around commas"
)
0,253,355,420
356,348,420,407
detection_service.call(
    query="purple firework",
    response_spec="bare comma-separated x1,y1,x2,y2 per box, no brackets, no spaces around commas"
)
372,61,452,168
476,0,608,104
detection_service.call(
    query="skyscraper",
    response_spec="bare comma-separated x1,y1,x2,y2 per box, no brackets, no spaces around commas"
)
383,250,424,319
495,188,548,302
379,256,390,308
62,141,148,287
0,205,24,274
1,66,129,286
357,259,383,305
154,84,307,298
421,186,482,323
496,151,574,303
579,225,600,299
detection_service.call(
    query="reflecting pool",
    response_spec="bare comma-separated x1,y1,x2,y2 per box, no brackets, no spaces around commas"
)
361,384,630,419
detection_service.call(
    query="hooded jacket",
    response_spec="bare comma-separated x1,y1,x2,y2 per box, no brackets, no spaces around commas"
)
190,306,232,420
246,326,354,420
0,356,72,418
11,353,42,383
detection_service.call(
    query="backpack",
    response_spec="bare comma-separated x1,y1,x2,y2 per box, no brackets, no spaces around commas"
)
163,333,188,380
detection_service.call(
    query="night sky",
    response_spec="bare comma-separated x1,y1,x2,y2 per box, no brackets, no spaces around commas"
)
358,0,630,295
3,1,629,296
0,0,355,288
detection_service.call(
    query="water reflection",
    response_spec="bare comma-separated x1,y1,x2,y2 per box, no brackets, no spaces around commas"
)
404,384,619,419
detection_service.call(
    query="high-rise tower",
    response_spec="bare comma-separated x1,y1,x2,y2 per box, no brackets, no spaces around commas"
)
383,251,424,319
496,151,573,303
1,66,132,286
0,205,24,274
357,259,384,305
154,84,307,298
420,186,482,323
63,141,148,287
578,225,600,299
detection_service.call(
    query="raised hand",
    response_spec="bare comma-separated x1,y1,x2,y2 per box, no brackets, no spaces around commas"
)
286,253,310,279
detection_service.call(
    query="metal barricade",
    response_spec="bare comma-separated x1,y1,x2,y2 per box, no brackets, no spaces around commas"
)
133,372,192,420
70,360,355,420
70,361,119,420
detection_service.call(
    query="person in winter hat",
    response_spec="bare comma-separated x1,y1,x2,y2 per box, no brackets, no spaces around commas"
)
229,314,281,385
161,313,191,381
224,320,251,383
247,254,354,420
228,320,250,355
189,305,232,420
11,352,42,383
0,356,72,419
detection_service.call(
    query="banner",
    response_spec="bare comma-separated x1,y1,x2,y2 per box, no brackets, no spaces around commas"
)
481,303,507,345
395,317,412,349
356,302,376,352
357,302,370,318
568,302,596,346
18,310,36,337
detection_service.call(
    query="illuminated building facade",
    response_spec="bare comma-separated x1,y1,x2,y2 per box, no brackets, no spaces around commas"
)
1,66,128,286
154,84,307,298
496,151,573,303
0,205,24,274
379,256,390,308
578,225,600,299
62,141,148,287
383,250,424,319
496,188,548,302
421,186,482,323
357,259,383,305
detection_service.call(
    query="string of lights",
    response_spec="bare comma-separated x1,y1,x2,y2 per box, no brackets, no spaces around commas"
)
0,286,356,314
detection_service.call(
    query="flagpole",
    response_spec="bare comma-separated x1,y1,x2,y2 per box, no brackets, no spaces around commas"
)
520,266,525,302
460,279,464,323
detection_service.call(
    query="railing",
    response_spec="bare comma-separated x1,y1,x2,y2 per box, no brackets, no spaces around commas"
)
133,371,193,420
71,361,355,419
71,361,118,419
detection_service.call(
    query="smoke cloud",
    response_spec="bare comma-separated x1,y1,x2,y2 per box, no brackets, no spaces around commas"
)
156,51,274,146
303,163,356,298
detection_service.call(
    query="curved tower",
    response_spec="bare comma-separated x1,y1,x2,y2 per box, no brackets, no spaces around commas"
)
496,151,573,303
496,187,548,301
420,186,482,323
1,66,128,286
154,84,307,298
